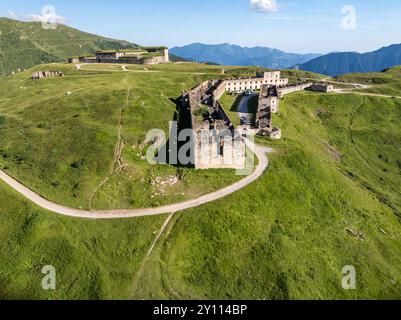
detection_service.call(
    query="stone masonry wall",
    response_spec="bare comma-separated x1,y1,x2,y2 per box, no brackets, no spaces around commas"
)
182,79,245,170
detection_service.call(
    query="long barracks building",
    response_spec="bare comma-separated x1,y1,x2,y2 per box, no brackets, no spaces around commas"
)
68,47,169,65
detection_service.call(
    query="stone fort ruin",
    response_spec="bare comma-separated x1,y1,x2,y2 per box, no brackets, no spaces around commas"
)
182,79,245,170
181,71,334,169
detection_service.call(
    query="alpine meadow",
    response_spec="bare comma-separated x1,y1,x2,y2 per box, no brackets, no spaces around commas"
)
0,0,401,303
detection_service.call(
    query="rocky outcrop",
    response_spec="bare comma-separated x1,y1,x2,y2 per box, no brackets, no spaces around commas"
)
32,71,64,79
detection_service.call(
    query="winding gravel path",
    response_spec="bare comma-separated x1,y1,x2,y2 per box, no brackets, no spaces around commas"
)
3,66,395,220
0,140,271,220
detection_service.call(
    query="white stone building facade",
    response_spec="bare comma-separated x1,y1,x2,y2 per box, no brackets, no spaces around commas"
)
225,71,289,92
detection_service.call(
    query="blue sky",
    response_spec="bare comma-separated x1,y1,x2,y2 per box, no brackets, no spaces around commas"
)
1,0,400,54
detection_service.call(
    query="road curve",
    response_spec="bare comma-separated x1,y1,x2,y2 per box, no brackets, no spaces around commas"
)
333,88,401,99
0,140,271,220
301,77,401,99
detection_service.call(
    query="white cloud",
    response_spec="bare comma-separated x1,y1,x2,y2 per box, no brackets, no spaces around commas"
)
8,10,67,24
26,13,67,24
8,10,19,19
251,0,279,13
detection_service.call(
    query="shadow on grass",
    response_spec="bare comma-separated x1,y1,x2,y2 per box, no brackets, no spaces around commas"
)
228,94,258,127
248,95,259,127
229,95,243,113
153,96,195,168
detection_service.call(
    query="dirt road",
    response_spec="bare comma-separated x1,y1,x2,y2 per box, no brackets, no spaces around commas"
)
0,140,271,219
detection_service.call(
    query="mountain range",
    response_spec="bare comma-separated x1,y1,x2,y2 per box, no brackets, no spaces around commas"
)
170,43,321,69
1,17,401,77
293,44,401,76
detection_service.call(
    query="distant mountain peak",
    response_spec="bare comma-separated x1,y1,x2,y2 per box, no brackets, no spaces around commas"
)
295,43,401,76
170,43,322,69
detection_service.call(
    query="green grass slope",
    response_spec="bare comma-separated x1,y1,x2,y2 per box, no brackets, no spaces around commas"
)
133,92,401,300
0,61,264,299
1,61,401,300
336,66,401,96
0,63,261,211
0,179,166,299
0,17,138,75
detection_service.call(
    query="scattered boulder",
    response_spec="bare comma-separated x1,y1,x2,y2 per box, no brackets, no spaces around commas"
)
346,228,365,240
151,175,179,197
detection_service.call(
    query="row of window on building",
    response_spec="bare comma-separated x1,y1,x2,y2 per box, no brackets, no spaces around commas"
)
226,79,282,92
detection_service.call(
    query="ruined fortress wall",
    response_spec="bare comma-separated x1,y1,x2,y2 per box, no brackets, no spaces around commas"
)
183,80,216,169
185,80,209,128
211,80,233,129
215,101,233,129
143,56,166,65
82,57,96,63
32,71,64,79
181,72,311,169
309,84,334,93
92,48,169,65
277,83,313,97
164,48,170,63
182,79,244,170
260,95,279,114
256,102,272,130
118,56,142,64
195,136,245,170
269,127,282,140
213,80,227,102
280,78,289,86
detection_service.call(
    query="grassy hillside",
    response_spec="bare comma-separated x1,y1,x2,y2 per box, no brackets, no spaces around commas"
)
0,17,138,75
0,179,166,299
0,63,258,211
336,66,401,96
132,91,401,299
1,61,400,299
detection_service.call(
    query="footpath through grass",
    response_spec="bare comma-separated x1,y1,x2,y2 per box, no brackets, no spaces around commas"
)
336,66,401,96
0,61,262,299
1,62,401,299
0,63,243,211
